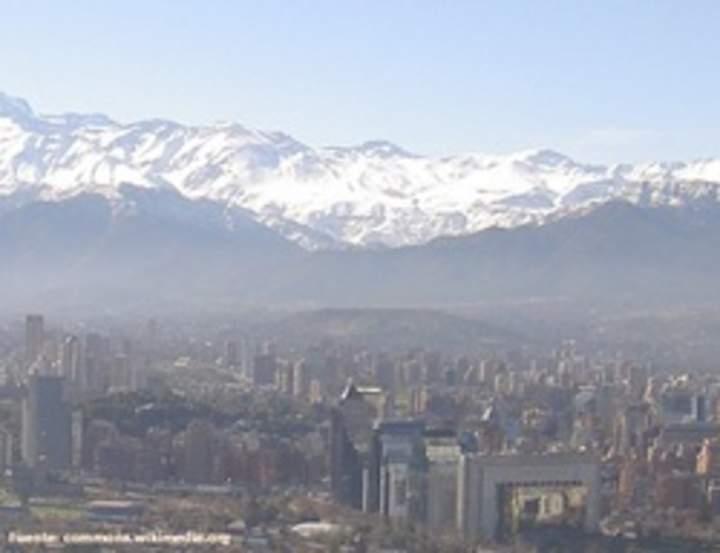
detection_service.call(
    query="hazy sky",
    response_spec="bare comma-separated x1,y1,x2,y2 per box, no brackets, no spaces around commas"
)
2,0,719,163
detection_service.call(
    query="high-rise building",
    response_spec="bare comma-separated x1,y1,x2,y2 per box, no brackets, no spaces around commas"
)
425,430,461,531
0,426,13,472
309,378,324,404
330,381,396,512
71,410,84,469
373,353,395,390
253,352,278,387
224,340,238,369
293,360,307,399
21,374,71,470
83,333,110,393
612,403,652,456
182,420,216,484
371,420,426,520
61,335,81,382
273,361,291,394
25,314,45,367
329,408,363,509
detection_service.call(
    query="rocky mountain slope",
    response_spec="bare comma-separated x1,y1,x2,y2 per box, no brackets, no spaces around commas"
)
2,92,720,249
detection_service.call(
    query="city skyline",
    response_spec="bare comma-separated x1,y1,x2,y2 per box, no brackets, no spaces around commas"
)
2,3,720,550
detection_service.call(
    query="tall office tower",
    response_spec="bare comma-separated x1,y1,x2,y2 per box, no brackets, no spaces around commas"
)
425,430,462,531
71,410,84,469
224,340,238,369
240,337,252,377
253,351,278,387
61,335,81,382
25,314,45,367
182,420,216,484
293,360,307,398
277,362,294,395
330,382,390,510
421,351,442,384
116,339,136,389
329,409,363,509
0,426,13,472
309,379,324,404
612,403,652,456
84,333,109,393
373,353,395,390
21,375,72,470
628,364,649,400
370,420,426,521
339,381,387,446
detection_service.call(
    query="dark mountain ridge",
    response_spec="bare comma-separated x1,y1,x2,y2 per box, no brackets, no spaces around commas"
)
1,191,718,314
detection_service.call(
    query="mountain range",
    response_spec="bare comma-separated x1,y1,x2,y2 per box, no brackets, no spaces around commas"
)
1,92,720,314
3,92,720,250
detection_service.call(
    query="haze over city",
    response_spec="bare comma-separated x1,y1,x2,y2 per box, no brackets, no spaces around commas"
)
2,2,720,552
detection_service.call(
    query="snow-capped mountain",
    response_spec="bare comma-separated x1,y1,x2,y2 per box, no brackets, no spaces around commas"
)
2,91,720,249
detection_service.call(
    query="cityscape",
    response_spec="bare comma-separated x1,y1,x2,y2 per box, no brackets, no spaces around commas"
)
3,1,720,551
1,311,720,551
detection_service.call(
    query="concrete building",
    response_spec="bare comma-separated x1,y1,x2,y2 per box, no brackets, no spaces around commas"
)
660,389,706,424
330,382,392,510
338,381,387,449
182,420,217,484
21,374,71,470
293,360,307,399
253,352,278,387
457,453,601,542
25,314,45,368
60,335,81,382
329,408,363,508
83,332,110,394
0,426,13,472
612,403,652,456
708,480,720,516
277,361,294,395
224,340,238,369
373,353,395,390
372,420,425,520
659,423,720,448
655,471,703,511
71,410,83,469
697,438,720,478
425,432,461,531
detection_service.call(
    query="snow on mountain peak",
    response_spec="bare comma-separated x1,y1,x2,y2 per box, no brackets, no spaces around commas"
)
325,140,416,160
514,148,572,164
0,92,34,120
355,140,416,158
1,93,720,249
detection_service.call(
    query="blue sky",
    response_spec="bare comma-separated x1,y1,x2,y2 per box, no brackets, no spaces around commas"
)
2,0,719,163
